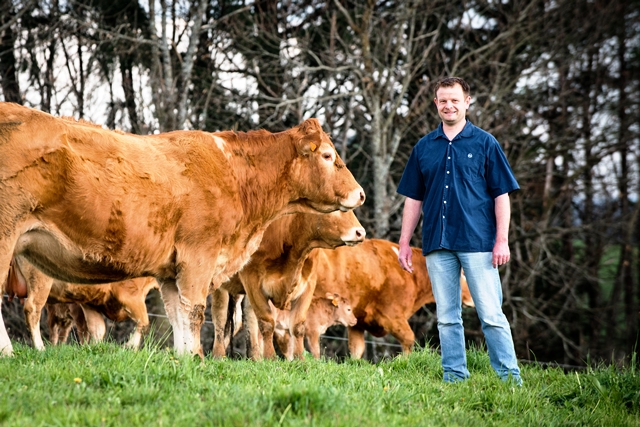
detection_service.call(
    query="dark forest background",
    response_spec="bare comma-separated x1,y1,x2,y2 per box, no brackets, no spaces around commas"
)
1,0,640,367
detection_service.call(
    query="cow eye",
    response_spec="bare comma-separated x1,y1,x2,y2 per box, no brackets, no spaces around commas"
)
322,152,333,161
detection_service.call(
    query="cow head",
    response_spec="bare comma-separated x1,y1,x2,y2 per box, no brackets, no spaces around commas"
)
309,210,366,249
325,293,358,327
290,119,365,214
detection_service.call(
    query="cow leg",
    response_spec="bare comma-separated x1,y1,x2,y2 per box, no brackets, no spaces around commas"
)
23,293,47,350
0,234,19,356
46,304,61,345
0,296,10,356
80,306,106,343
210,288,230,358
288,285,315,360
124,303,150,350
68,304,89,343
242,298,263,360
57,321,73,344
387,319,415,355
348,327,366,359
168,264,209,358
23,264,53,350
270,302,291,358
125,321,149,349
305,325,322,359
243,284,277,359
46,304,74,345
158,279,184,352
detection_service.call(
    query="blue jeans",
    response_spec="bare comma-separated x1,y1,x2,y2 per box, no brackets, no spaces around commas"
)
426,250,521,384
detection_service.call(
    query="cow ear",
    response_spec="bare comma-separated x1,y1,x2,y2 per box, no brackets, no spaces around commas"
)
326,293,340,306
295,118,325,156
298,118,323,134
296,135,321,156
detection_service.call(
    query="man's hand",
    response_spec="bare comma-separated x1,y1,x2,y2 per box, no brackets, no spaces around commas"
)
397,197,422,274
398,242,414,273
492,240,510,268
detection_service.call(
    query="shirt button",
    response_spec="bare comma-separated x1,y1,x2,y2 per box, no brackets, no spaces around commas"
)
443,215,445,218
444,201,447,204
446,185,449,188
447,171,450,174
448,156,450,159
449,142,452,145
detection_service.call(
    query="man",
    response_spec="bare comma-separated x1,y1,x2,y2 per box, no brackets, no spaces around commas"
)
397,77,522,385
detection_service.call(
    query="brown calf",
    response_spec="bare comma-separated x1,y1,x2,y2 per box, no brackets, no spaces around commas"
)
272,292,357,358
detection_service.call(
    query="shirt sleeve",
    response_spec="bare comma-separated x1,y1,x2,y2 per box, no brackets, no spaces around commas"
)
485,137,519,198
397,145,426,201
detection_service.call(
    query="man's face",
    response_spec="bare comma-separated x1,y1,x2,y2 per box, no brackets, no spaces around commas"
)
434,84,471,127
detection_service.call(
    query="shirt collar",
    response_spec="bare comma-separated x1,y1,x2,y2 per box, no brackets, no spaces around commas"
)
435,120,475,141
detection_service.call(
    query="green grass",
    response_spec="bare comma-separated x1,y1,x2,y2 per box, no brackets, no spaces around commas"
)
1,342,638,427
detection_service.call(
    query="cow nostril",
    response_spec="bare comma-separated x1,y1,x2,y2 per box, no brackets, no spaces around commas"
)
359,191,365,203
355,228,365,239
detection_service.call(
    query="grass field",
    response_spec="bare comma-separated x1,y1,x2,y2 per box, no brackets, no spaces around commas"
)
1,342,638,427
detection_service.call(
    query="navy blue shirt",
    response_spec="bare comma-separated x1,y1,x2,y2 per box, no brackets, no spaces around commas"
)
397,120,519,255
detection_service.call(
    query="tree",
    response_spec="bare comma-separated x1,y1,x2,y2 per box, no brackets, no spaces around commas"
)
0,0,31,104
148,0,208,131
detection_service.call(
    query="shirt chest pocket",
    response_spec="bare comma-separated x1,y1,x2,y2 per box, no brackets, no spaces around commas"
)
459,152,485,182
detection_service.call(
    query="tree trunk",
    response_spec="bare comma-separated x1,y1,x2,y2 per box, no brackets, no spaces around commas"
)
120,56,140,134
0,0,21,103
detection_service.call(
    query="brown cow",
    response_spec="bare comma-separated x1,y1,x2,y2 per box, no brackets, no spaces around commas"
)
308,239,475,359
0,103,364,357
18,257,158,350
211,209,365,360
271,292,357,359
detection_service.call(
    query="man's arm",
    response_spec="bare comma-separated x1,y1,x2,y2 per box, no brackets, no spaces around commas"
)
493,193,511,268
398,197,423,273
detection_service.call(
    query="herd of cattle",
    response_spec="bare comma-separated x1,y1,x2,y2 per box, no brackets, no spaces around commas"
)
0,102,474,360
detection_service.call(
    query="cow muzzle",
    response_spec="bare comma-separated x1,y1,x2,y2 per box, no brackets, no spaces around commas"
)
342,226,366,246
339,187,366,211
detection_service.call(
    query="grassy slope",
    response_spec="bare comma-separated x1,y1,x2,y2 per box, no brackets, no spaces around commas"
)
0,343,638,427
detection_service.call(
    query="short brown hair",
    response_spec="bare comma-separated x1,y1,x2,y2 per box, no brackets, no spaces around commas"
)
434,77,470,98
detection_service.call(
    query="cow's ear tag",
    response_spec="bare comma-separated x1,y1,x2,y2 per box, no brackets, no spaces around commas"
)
309,142,317,152
332,298,339,307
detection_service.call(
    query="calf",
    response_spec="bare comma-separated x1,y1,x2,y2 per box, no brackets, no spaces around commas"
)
46,303,99,346
309,239,474,358
272,292,357,359
211,209,365,360
18,257,158,350
46,303,78,345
